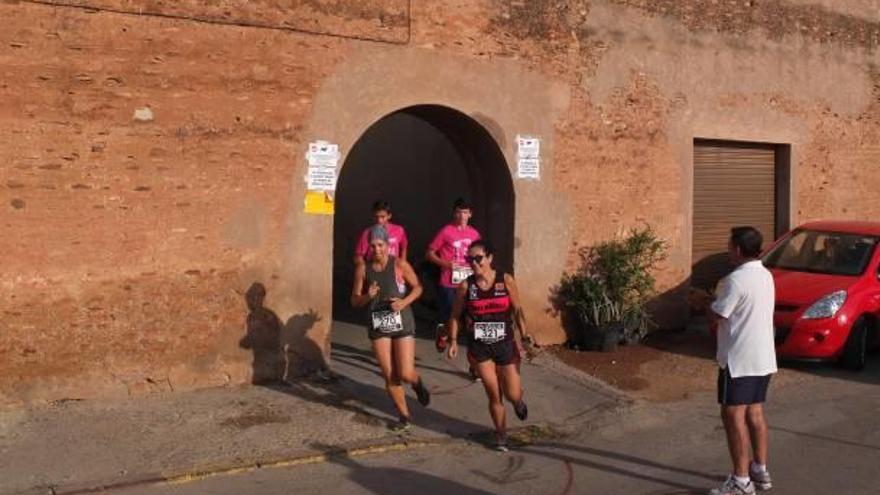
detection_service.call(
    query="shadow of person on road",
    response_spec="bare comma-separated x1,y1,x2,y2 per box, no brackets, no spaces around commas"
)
330,341,472,381
271,357,487,438
239,282,284,385
521,440,714,494
239,294,492,441
311,443,497,495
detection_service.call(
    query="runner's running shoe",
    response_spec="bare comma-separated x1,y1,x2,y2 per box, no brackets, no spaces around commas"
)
413,379,431,407
390,416,412,434
710,476,756,495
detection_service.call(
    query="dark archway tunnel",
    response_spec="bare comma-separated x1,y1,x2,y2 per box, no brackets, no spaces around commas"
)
332,105,515,325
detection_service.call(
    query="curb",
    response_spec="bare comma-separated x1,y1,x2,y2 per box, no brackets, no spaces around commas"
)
25,437,444,495
20,421,574,495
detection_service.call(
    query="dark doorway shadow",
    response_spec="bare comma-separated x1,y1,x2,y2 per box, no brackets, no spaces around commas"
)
332,104,515,326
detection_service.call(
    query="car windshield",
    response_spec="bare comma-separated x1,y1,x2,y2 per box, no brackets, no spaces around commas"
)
763,229,878,276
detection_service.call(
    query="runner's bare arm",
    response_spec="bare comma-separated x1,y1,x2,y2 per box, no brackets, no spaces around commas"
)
350,264,373,307
505,273,531,342
426,248,452,269
392,260,422,311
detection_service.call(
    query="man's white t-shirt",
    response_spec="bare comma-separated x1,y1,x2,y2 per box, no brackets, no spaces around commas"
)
710,260,778,378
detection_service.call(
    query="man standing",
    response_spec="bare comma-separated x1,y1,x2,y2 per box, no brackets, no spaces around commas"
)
427,198,481,355
708,226,777,495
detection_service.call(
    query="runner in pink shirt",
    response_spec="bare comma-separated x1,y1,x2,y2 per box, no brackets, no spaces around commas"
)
426,198,481,359
354,200,408,265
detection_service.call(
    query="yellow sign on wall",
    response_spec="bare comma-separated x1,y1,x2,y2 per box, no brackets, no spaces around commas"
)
304,191,335,215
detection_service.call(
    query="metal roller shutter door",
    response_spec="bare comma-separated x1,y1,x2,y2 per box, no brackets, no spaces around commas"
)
692,141,776,290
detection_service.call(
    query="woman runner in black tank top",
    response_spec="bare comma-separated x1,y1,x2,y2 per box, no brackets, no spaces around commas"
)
463,270,515,351
446,240,534,451
351,225,431,432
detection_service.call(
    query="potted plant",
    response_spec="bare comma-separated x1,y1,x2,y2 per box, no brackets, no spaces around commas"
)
557,226,667,351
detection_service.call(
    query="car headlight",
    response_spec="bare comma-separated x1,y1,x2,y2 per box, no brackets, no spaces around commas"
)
801,290,847,319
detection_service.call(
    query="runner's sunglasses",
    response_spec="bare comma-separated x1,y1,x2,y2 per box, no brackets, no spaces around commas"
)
464,255,485,265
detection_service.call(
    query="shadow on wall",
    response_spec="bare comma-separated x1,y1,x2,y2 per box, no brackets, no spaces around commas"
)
239,283,327,384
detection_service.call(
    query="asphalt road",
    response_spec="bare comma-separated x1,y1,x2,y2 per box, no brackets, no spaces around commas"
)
113,353,880,495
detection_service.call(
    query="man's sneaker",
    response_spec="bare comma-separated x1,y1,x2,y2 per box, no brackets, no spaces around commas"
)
434,324,448,353
749,464,773,491
413,379,431,407
390,416,412,434
513,399,529,421
709,476,756,495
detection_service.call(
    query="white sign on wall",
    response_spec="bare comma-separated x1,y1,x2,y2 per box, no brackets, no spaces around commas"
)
304,140,340,192
516,135,540,180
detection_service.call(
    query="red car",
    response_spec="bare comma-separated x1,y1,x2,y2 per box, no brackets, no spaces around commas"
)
762,221,880,370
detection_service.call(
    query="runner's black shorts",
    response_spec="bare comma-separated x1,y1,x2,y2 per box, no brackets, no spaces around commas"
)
717,368,771,406
467,337,520,366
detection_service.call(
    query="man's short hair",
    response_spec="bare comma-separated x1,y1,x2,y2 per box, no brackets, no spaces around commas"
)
372,200,391,213
730,226,763,258
453,197,473,211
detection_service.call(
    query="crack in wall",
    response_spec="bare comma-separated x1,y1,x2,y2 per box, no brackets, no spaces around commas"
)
17,0,412,45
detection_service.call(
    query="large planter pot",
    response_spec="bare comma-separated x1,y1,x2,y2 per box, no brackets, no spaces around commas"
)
589,323,624,352
577,317,624,352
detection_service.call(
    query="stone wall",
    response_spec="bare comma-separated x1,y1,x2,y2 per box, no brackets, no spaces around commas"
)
2,0,879,406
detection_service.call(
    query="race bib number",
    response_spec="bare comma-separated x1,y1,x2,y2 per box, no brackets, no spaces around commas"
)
371,310,403,333
474,322,506,343
451,266,473,284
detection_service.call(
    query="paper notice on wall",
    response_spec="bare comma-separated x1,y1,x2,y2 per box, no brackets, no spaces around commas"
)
306,141,339,168
304,190,335,215
516,135,540,180
306,167,337,191
517,158,540,180
303,140,339,214
304,140,340,192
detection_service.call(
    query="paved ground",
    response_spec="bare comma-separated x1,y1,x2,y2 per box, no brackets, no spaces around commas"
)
3,319,879,495
113,353,880,495
0,320,618,495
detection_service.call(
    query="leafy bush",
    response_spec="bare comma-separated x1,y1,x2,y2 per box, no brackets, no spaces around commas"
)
557,226,667,343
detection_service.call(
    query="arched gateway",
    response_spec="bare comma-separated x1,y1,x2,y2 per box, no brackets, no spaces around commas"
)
332,105,515,327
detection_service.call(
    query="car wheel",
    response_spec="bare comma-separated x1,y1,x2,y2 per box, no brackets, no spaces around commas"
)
840,317,868,371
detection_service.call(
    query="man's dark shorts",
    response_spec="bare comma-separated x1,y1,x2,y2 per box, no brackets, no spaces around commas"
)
436,286,458,323
717,368,771,406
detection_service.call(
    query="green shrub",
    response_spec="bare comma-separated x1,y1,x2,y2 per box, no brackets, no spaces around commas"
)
557,226,667,343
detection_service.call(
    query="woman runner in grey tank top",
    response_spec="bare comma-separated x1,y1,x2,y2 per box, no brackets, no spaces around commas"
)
364,251,416,340
351,225,431,432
